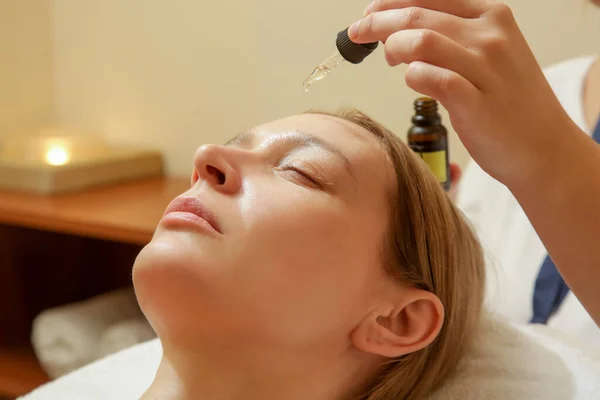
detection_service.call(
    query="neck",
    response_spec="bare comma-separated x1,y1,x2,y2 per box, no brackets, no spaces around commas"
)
140,337,377,400
584,56,600,130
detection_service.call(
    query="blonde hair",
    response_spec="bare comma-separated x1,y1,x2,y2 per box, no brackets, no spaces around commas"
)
307,109,485,400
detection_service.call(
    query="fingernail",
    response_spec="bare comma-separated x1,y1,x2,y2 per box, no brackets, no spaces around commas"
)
363,1,374,16
348,20,361,39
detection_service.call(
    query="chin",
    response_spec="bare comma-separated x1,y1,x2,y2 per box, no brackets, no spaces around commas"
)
133,238,190,334
134,227,216,280
132,231,229,339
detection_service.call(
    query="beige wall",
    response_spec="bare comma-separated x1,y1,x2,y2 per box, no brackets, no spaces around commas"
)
0,0,55,139
51,0,600,176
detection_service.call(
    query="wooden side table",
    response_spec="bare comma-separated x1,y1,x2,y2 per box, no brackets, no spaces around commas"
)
0,176,188,399
0,176,189,245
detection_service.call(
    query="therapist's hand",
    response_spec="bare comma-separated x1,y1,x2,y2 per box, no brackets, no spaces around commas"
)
448,162,462,201
350,0,577,189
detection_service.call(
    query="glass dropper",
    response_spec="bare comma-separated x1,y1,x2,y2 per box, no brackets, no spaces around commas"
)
303,28,379,92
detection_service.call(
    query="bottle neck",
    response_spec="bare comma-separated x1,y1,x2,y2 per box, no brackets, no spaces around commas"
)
411,114,442,126
412,97,442,126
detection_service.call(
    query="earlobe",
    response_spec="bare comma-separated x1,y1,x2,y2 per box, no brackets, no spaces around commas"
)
351,289,444,359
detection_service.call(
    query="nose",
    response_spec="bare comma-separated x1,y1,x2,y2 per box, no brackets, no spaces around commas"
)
193,144,243,194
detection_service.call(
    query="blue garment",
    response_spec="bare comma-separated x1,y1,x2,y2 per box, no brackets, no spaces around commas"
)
530,117,600,324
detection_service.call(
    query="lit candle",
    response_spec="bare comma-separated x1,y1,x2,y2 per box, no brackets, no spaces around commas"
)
44,142,71,166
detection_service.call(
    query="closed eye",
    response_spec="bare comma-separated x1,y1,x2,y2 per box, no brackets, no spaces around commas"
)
279,164,322,188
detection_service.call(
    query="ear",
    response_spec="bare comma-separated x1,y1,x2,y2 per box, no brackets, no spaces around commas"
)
350,289,444,358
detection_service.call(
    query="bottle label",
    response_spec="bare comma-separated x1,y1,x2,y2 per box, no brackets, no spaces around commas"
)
420,150,447,183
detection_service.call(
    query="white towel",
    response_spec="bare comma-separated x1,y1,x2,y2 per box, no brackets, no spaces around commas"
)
31,287,146,379
97,318,156,359
21,317,600,400
427,317,600,399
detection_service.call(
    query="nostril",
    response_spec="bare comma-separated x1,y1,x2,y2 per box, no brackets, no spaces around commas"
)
207,165,226,185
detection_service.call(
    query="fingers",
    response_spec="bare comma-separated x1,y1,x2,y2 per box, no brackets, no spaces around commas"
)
348,7,486,89
447,163,462,199
350,7,473,45
365,0,489,19
449,163,462,185
363,1,376,16
384,29,485,89
404,61,479,116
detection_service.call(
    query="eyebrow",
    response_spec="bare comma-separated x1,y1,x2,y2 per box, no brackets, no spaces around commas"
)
225,130,356,183
224,129,256,148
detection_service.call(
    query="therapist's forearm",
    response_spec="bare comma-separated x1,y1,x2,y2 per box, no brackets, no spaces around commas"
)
509,127,600,327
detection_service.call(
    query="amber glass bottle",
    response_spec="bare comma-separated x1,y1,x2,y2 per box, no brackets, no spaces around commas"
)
407,97,450,191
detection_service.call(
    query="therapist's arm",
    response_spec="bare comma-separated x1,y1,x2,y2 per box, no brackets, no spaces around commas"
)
349,0,600,325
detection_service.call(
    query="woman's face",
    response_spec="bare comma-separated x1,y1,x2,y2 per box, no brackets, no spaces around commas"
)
134,114,395,352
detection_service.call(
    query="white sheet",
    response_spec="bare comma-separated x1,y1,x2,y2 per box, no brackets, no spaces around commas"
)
21,317,600,400
21,339,161,400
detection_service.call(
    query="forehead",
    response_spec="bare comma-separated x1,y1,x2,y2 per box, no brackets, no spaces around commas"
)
253,113,390,169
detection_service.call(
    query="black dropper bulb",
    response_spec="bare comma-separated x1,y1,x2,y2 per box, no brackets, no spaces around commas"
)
336,28,379,64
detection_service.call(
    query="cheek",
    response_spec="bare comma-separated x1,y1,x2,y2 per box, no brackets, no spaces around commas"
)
239,186,356,275
234,185,385,339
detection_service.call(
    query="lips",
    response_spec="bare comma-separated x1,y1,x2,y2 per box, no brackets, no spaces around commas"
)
163,196,221,234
